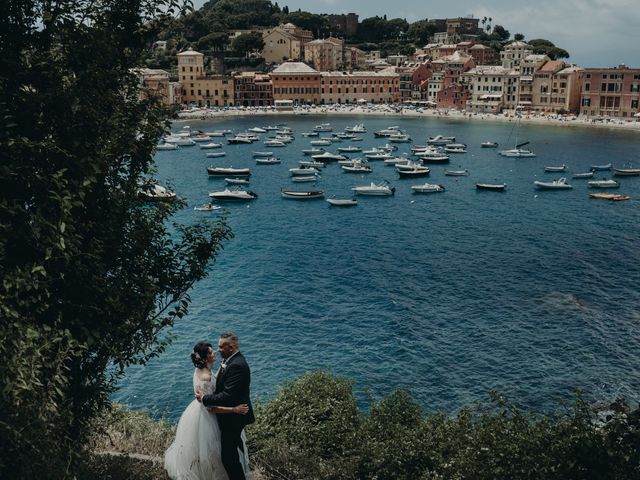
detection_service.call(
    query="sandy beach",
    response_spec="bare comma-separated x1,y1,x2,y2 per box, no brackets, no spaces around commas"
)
176,105,640,132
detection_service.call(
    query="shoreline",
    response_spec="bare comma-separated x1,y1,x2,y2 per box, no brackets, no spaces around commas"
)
176,106,640,133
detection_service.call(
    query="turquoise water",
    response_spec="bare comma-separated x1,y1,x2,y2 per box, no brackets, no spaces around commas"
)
114,115,640,420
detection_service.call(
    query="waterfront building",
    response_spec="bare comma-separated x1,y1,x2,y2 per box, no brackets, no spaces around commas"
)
388,64,431,102
464,65,518,113
177,49,233,106
320,70,400,104
517,54,550,110
304,38,344,71
436,51,476,110
579,65,640,118
139,68,172,104
261,23,313,64
270,62,321,105
327,13,359,37
531,61,584,114
234,72,273,107
501,41,534,71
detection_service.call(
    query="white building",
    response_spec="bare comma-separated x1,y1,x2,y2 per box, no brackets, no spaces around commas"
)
501,41,534,71
464,65,518,113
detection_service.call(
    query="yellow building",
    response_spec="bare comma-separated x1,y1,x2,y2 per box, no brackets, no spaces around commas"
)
262,23,313,65
304,38,344,71
177,49,233,106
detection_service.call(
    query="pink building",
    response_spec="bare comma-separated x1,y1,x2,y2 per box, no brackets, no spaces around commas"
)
435,52,475,109
579,64,640,118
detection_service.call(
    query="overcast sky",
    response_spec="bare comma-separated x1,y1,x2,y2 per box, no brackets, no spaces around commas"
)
193,0,639,67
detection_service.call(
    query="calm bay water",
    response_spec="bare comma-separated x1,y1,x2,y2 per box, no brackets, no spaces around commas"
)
114,115,640,421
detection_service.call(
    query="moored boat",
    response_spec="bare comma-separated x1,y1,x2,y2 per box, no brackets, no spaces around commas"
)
481,141,498,148
194,203,222,211
253,151,274,157
207,167,251,176
534,177,573,190
476,183,507,191
352,182,395,196
411,183,445,193
544,164,568,172
590,163,612,171
326,197,358,206
289,166,320,176
138,184,177,202
156,143,178,150
255,157,281,165
200,142,223,149
281,189,325,199
291,174,319,182
613,167,640,176
589,192,630,201
572,171,595,179
588,179,620,188
208,189,257,201
444,169,469,176
205,152,226,158
311,151,346,162
427,135,455,145
225,177,250,185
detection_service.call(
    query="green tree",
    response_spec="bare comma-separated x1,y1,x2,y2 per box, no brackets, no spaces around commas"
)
197,31,229,52
514,32,525,41
407,20,439,46
0,0,232,477
283,11,330,37
529,38,571,59
491,24,511,42
231,31,265,57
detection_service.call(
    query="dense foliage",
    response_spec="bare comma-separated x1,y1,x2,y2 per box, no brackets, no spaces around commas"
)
249,372,640,480
0,1,232,477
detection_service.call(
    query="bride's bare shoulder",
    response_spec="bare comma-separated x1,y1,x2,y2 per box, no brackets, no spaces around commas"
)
194,367,212,383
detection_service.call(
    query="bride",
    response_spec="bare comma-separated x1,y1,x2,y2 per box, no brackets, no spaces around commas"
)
164,342,250,480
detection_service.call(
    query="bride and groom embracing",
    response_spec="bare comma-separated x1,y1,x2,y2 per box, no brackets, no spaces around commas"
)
164,332,255,480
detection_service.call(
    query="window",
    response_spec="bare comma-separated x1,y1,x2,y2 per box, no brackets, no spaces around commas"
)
632,99,638,108
582,98,591,106
585,83,590,91
631,84,639,92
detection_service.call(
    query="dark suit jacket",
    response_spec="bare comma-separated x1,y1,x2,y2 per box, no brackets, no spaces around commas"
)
202,352,255,428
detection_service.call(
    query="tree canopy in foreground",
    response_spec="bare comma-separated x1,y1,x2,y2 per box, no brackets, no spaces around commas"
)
0,1,231,477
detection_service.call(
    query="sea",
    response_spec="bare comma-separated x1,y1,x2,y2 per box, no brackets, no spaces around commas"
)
113,114,640,421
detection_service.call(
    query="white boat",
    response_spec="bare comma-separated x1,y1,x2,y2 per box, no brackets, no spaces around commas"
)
534,177,573,190
411,183,445,193
205,152,226,158
345,123,366,133
338,146,362,153
418,152,450,163
228,136,253,144
291,174,319,182
204,131,226,137
388,133,412,143
384,157,410,166
334,132,355,139
290,167,320,176
208,189,257,201
301,132,319,137
427,135,455,145
311,152,346,162
264,140,286,147
156,143,178,150
444,169,469,176
281,189,325,199
476,183,507,191
193,134,211,142
572,171,595,179
310,139,332,146
207,167,251,176
274,135,294,143
444,146,467,154
499,146,536,158
302,148,325,156
200,142,223,149
248,127,267,133
342,162,372,173
591,163,612,171
351,136,364,142
544,164,567,172
298,160,325,168
326,198,358,206
255,157,281,165
374,126,401,137
364,152,393,160
613,167,640,176
352,182,395,196
194,204,222,212
397,165,430,177
138,184,177,202
164,136,196,146
588,179,620,188
313,123,332,132
481,141,498,148
225,177,250,185
362,147,387,155
253,151,274,157
590,193,631,201
395,160,424,171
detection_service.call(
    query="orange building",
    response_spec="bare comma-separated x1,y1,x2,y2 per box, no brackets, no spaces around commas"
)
579,64,640,118
177,49,233,106
270,62,321,105
321,70,400,104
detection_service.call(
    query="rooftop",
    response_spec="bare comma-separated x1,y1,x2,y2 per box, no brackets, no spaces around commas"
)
177,48,203,56
272,62,318,74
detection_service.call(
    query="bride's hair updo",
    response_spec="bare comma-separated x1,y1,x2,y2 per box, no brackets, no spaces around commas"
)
191,342,212,368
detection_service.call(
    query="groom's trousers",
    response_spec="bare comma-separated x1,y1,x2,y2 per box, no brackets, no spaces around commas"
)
221,425,246,480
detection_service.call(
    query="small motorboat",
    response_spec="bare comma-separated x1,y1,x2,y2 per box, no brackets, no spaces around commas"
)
164,136,196,146
281,189,325,199
419,154,450,164
313,123,332,132
388,133,412,143
138,184,177,202
427,135,455,145
588,179,620,188
534,177,573,190
263,140,286,147
352,182,395,196
248,127,267,133
326,197,358,206
227,136,253,144
342,163,372,173
193,134,212,142
338,146,362,153
411,183,445,194
207,167,251,176
572,171,595,179
253,151,274,157
364,152,393,160
311,152,346,162
444,169,469,176
205,152,226,158
544,164,568,172
310,139,332,146
290,167,320,176
298,160,326,168
200,142,223,149
374,126,401,137
209,189,257,201
291,174,319,182
397,166,430,178
156,143,178,150
476,183,507,192
225,177,250,185
499,147,535,158
204,131,226,137
301,132,319,137
590,193,630,201
345,123,366,133
255,157,281,165
384,157,410,166
590,163,612,171
194,203,222,212
444,146,467,154
613,167,640,176
481,141,498,148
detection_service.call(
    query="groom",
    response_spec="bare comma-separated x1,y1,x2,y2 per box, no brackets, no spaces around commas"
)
197,332,254,480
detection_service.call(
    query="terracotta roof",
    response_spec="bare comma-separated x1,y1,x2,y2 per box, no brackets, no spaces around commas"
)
539,60,565,72
177,48,203,56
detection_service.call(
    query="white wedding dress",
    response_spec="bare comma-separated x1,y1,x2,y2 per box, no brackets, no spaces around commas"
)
164,369,250,480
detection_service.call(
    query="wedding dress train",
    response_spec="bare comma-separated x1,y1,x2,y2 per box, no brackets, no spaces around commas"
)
164,370,249,480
